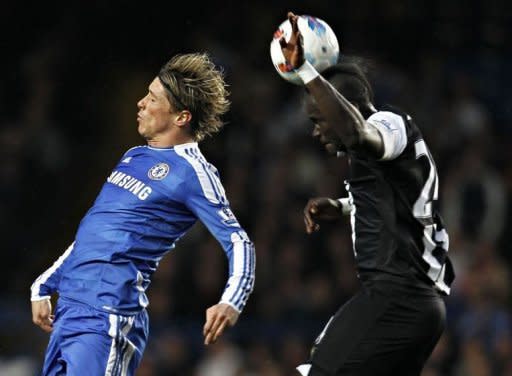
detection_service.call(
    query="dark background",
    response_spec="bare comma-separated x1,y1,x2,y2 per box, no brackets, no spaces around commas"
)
1,1,512,375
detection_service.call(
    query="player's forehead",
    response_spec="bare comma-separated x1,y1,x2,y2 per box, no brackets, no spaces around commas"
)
149,77,167,97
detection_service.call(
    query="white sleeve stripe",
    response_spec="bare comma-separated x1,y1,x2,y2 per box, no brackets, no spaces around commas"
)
175,147,219,204
193,148,228,204
244,242,256,305
231,241,250,307
221,233,255,310
175,146,229,205
187,148,223,204
190,148,228,205
222,235,247,305
367,111,407,160
30,242,75,299
233,241,255,307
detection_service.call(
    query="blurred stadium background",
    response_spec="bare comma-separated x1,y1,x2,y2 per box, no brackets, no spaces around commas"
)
1,1,512,375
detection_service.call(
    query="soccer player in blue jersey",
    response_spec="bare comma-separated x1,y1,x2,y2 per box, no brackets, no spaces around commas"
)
280,12,454,376
30,52,256,376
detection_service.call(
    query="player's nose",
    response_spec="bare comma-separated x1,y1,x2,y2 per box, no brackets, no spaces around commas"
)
312,124,321,138
137,96,146,109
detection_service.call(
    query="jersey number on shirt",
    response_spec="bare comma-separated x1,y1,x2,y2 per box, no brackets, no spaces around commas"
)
413,139,448,286
413,140,438,219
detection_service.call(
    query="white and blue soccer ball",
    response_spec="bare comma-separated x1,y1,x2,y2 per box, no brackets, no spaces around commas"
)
270,15,340,85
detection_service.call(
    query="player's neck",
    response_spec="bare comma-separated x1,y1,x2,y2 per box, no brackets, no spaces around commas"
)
146,133,195,148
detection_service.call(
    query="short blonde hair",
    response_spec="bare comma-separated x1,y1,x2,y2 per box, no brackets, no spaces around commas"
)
158,53,230,141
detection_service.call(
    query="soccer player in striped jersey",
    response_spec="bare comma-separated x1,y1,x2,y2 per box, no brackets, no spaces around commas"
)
30,53,256,376
280,12,455,376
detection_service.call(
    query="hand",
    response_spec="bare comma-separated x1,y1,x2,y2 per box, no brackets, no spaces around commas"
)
304,197,343,234
279,11,305,69
203,303,239,345
32,298,54,333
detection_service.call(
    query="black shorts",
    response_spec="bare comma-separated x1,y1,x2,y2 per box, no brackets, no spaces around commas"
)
298,280,446,376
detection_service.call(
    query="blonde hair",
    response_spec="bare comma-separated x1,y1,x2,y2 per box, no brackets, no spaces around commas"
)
158,53,230,141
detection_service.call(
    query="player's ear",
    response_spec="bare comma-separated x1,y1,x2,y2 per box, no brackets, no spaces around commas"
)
174,110,192,126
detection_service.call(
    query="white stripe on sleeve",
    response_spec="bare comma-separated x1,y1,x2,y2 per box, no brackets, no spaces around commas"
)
220,231,256,312
175,145,227,205
30,242,75,300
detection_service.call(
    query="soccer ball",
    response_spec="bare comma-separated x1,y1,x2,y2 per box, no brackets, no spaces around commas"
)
270,15,340,85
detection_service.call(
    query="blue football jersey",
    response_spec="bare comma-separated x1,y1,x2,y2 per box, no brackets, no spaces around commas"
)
31,142,255,314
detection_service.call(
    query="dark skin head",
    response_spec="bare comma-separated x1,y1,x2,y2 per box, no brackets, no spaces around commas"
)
304,93,344,155
304,83,374,155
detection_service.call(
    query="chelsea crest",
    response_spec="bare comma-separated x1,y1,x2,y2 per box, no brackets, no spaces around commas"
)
148,163,170,180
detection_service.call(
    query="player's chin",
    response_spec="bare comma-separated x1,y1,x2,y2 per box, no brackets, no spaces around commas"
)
137,124,148,138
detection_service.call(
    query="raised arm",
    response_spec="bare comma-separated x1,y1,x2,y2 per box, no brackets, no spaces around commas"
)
280,12,384,158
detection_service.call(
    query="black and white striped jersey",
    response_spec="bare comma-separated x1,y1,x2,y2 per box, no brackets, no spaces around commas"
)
344,107,455,294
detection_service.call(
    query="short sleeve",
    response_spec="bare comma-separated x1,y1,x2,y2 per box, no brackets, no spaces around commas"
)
367,111,407,160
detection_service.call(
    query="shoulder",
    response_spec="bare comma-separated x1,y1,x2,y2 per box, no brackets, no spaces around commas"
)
123,145,146,156
372,106,422,135
367,111,406,130
174,143,227,203
366,110,409,161
173,143,218,174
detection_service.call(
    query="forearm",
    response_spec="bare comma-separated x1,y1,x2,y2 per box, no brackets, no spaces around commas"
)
220,232,256,312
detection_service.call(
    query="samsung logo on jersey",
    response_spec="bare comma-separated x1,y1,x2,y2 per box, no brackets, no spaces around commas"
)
107,170,152,200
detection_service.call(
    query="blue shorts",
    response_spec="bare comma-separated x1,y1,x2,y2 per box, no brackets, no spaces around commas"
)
41,297,149,376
